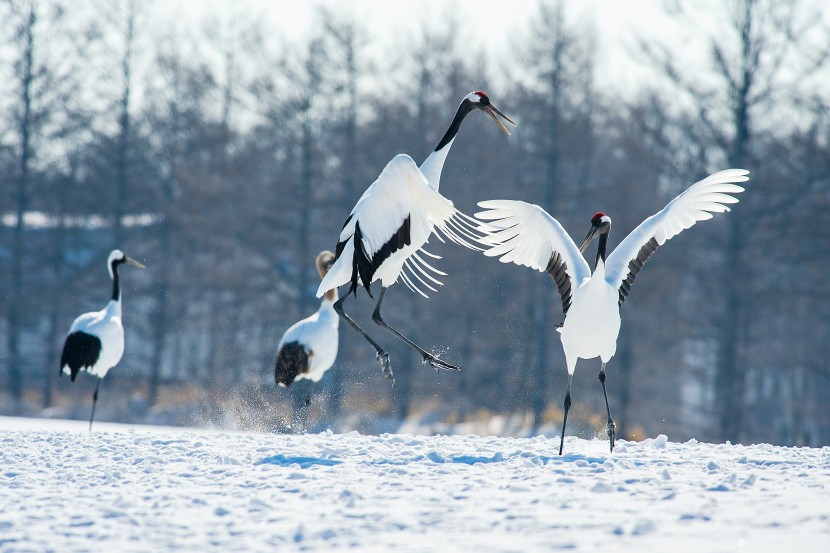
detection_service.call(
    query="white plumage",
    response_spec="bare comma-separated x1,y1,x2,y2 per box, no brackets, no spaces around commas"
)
59,249,144,430
317,153,484,296
64,304,125,380
317,91,514,383
275,251,340,388
476,169,749,453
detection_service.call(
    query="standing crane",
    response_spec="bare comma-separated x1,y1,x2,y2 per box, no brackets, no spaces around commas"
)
59,249,145,430
475,169,749,454
316,91,514,384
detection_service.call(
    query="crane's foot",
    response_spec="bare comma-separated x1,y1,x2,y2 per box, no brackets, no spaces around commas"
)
607,419,616,453
377,351,395,386
423,354,461,373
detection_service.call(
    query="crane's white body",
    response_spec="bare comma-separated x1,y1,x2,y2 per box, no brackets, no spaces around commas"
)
558,260,621,373
278,295,340,383
317,153,481,298
476,169,749,375
63,301,124,379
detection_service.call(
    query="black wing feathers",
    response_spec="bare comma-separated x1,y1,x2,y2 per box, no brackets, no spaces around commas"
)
59,331,102,382
619,237,659,305
350,216,412,297
545,252,573,314
334,215,353,261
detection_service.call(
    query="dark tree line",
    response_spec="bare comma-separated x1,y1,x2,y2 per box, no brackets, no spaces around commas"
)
1,0,828,445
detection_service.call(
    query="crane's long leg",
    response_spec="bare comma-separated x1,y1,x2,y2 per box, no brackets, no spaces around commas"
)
333,293,395,385
371,287,461,373
89,379,101,432
598,362,615,452
559,374,573,455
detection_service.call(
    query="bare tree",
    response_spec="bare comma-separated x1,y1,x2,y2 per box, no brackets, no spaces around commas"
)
1,0,87,405
640,0,830,442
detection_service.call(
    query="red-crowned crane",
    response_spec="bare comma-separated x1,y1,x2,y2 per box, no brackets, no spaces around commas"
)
317,91,514,385
275,251,339,393
475,169,749,454
59,249,145,430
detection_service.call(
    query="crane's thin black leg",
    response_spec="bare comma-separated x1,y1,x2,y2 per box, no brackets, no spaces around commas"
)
599,362,615,452
333,293,395,385
559,374,573,455
89,379,101,432
372,287,460,373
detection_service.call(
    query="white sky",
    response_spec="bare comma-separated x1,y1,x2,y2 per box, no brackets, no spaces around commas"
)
166,0,692,93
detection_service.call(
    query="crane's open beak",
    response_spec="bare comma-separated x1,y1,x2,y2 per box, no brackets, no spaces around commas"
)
578,225,599,253
484,104,516,135
126,257,146,269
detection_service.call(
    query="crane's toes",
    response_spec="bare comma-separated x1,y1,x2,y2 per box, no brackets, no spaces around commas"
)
607,420,616,453
376,351,395,386
423,355,461,373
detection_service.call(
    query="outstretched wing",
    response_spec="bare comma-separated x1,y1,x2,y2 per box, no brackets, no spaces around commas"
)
474,200,591,314
605,169,749,305
317,154,491,299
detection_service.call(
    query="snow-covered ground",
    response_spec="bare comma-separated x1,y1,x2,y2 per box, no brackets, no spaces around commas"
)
1,417,828,552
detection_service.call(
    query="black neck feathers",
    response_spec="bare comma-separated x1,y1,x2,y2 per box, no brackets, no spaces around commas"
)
111,260,122,302
595,233,609,269
434,100,475,152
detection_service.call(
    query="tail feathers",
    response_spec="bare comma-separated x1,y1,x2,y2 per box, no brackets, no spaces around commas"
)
60,331,102,382
275,342,309,387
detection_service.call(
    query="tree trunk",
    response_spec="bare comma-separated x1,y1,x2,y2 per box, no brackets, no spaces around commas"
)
114,2,134,247
531,5,563,432
7,3,35,405
716,214,744,442
715,2,753,443
148,217,171,405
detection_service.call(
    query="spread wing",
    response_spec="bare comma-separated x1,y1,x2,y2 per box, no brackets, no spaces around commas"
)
474,200,591,314
399,179,493,298
605,169,749,304
317,154,490,298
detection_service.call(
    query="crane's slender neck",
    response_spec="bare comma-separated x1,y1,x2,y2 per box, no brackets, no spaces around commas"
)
110,260,121,303
595,233,609,270
420,100,475,191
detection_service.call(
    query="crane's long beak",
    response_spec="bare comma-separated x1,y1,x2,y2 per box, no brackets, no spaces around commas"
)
126,257,146,269
484,104,516,135
578,225,599,253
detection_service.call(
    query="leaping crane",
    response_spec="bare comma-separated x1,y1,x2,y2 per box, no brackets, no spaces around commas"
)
317,91,515,385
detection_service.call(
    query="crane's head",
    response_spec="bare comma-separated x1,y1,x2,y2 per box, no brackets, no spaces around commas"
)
579,212,612,253
316,250,335,278
316,250,337,302
463,91,516,135
107,249,146,277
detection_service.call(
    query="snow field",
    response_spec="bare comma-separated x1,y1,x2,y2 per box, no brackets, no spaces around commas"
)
1,417,828,552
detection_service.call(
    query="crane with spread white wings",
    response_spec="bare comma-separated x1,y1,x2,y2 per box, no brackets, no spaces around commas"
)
475,169,749,454
317,91,514,385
